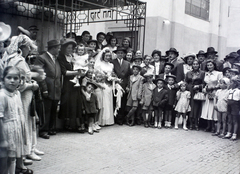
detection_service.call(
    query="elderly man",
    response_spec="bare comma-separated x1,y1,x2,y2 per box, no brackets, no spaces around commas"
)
34,40,62,139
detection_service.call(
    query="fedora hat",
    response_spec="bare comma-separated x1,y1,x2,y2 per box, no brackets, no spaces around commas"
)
113,46,127,53
18,26,30,36
28,25,39,31
46,40,61,48
183,53,195,62
132,64,142,71
154,77,166,84
196,50,206,57
61,38,77,47
166,48,179,57
0,22,11,42
206,47,218,54
87,39,98,45
224,52,239,61
164,62,174,69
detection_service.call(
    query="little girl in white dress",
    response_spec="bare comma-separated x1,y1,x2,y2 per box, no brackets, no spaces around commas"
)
174,82,191,130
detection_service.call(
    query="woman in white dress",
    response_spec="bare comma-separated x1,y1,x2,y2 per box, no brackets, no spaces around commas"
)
94,48,115,126
201,60,223,132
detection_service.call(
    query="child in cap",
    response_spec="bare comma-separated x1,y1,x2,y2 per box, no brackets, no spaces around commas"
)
126,65,144,126
164,74,178,128
81,80,99,135
213,78,230,137
152,78,168,129
223,78,240,140
140,72,156,128
174,82,191,130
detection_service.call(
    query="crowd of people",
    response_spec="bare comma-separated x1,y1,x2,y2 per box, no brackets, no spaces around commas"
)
0,21,240,174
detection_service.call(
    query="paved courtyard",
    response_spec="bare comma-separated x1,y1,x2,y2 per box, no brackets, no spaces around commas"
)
31,125,240,174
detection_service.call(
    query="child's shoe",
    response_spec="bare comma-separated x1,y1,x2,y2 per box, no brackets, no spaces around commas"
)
74,79,81,87
230,134,237,141
154,122,158,128
95,122,101,130
223,132,231,139
174,117,179,129
164,121,167,128
212,132,219,136
183,126,188,131
218,133,224,138
168,121,172,128
70,76,77,84
144,121,149,128
88,127,93,135
158,122,162,129
92,124,99,133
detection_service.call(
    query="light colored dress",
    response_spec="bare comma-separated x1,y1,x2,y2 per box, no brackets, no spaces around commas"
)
201,70,223,121
175,91,191,113
0,89,25,158
95,49,115,126
215,89,229,113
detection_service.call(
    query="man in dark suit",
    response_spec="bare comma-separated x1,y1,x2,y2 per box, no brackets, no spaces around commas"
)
112,47,131,125
34,40,62,139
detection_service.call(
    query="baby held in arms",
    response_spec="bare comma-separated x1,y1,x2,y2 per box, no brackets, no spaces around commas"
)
70,45,89,87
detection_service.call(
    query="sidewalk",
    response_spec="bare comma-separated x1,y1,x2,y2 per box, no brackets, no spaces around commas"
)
31,125,240,174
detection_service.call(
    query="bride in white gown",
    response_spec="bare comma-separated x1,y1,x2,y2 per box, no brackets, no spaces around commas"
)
94,48,116,126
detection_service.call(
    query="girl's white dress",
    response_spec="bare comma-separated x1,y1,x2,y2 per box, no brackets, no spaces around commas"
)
0,89,25,158
95,49,114,125
175,91,191,113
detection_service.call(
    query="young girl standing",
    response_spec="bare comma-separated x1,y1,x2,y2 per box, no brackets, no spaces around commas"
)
213,78,230,137
140,72,156,128
174,82,191,130
0,66,30,174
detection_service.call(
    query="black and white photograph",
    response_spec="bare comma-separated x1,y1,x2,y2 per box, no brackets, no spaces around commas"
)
0,0,240,173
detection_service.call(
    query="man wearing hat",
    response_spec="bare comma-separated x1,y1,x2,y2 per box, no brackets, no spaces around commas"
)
201,47,223,71
96,32,106,51
34,40,62,139
223,52,239,69
112,46,131,125
196,50,206,70
166,47,184,75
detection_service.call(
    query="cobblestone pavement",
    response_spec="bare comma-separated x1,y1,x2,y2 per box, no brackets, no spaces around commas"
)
31,125,240,174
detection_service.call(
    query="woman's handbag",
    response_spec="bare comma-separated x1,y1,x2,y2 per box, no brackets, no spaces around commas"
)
193,92,206,101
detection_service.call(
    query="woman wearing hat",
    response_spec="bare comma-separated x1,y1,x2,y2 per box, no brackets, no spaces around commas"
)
151,49,166,77
122,37,132,52
185,60,205,130
57,38,86,132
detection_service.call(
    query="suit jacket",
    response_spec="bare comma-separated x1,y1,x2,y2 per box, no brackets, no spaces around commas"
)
127,74,144,101
166,85,178,106
34,52,62,100
151,61,166,75
112,59,131,90
141,82,156,107
152,88,168,108
175,63,184,83
169,57,184,75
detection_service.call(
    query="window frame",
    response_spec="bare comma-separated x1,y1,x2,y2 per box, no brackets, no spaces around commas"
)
185,0,210,21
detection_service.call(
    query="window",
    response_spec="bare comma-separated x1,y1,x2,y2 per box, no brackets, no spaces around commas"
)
185,0,209,20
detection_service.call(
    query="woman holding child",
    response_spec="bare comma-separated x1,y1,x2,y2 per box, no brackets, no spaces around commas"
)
58,38,86,132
